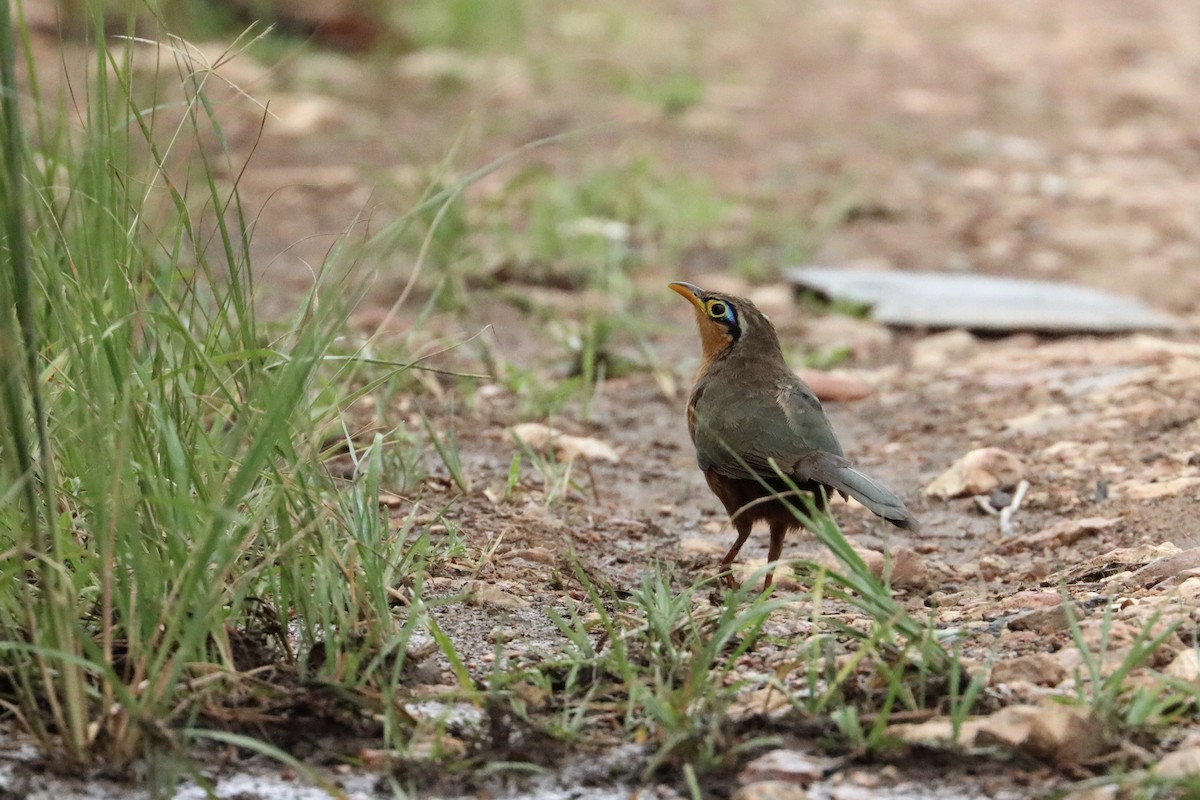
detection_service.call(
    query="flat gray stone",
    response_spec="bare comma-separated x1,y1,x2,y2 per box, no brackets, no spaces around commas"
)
785,267,1176,333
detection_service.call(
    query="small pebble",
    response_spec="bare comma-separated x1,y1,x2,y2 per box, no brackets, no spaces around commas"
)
989,489,1013,509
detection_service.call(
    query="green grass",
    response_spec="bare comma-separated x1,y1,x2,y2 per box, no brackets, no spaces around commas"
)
397,0,530,52
624,66,705,116
0,10,438,774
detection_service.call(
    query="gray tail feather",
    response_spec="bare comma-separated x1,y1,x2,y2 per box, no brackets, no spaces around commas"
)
802,454,916,530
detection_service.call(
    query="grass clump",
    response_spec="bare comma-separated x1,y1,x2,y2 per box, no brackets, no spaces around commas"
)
505,157,729,289
0,14,430,773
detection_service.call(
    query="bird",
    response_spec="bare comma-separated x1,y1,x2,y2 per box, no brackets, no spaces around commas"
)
669,281,915,590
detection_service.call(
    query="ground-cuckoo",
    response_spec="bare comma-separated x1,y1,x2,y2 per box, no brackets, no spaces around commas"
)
670,281,915,589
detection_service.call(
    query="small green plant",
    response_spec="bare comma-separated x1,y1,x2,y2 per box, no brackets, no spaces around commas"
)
489,158,729,295
419,406,472,493
539,562,788,777
625,67,705,115
397,0,527,52
502,452,523,501
795,344,855,370
947,649,992,741
1062,599,1183,734
510,431,579,506
796,290,873,319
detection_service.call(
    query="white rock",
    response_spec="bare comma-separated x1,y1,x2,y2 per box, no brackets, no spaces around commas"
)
738,749,837,787
990,653,1068,687
911,329,978,371
508,422,619,462
467,581,531,610
733,782,810,800
890,704,1107,764
1001,517,1120,554
1005,404,1072,435
925,447,1026,499
980,704,1108,764
1115,476,1200,500
679,538,725,557
1165,649,1200,682
1060,786,1118,800
1156,746,1200,778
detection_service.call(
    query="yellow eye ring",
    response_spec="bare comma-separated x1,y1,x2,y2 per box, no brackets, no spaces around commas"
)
706,300,728,318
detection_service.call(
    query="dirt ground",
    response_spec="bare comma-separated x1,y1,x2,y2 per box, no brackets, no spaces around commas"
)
13,0,1200,797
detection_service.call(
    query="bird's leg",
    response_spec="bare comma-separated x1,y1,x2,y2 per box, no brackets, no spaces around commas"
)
764,521,788,590
719,517,753,589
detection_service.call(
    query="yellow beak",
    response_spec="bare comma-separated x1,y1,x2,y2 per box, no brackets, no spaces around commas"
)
668,281,705,311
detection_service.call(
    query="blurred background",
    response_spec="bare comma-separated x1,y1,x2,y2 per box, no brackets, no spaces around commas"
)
26,0,1200,321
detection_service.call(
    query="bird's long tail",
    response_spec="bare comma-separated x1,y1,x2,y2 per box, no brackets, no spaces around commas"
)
800,452,917,530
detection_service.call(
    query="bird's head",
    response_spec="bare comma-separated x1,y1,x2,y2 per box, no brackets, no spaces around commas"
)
669,281,779,367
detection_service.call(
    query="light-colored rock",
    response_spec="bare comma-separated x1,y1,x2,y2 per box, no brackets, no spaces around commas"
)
1155,746,1200,778
990,653,1068,687
1053,645,1137,682
996,589,1065,612
1165,649,1200,682
1060,787,1118,800
785,268,1175,332
854,548,885,577
503,547,556,565
395,47,491,83
1006,602,1076,633
519,500,566,530
679,537,725,557
970,704,1038,750
1120,548,1200,589
1005,404,1073,435
889,547,930,590
1115,476,1200,500
508,422,619,462
1000,517,1120,554
738,749,838,787
925,447,1026,499
911,329,979,371
975,704,1108,764
1075,619,1140,652
976,554,1010,581
733,781,810,800
1041,440,1110,462
1057,542,1180,584
1177,577,1200,600
796,368,875,402
512,681,548,711
379,492,405,508
467,582,531,610
728,686,792,720
269,94,354,137
887,716,980,747
816,547,927,589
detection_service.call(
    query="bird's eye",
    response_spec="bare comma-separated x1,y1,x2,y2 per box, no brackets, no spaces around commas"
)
706,300,728,319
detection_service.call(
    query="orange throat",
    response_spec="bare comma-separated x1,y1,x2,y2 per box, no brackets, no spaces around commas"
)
694,308,734,373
